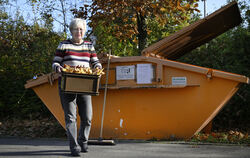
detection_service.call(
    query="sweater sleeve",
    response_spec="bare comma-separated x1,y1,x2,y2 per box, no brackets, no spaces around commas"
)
89,44,102,69
52,42,65,72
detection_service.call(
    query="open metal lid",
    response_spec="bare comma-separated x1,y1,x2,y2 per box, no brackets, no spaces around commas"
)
141,1,242,60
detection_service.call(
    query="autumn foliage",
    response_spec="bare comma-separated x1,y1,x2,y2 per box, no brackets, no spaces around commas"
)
72,0,199,52
190,131,250,144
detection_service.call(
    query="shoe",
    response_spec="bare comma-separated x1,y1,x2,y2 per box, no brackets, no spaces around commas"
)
71,148,81,157
80,143,88,153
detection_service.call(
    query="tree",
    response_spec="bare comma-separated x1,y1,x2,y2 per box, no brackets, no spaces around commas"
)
0,10,65,118
28,0,84,35
72,0,200,54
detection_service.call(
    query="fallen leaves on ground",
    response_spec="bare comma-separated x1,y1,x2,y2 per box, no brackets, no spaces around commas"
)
189,131,250,144
1,118,250,145
0,117,66,138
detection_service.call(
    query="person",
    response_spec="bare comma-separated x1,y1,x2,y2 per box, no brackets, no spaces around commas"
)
52,18,102,156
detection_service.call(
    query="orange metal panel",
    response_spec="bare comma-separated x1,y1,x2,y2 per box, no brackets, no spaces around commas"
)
90,78,239,139
32,81,65,129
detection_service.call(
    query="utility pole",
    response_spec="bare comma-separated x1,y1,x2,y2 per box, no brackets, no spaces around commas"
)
203,0,206,18
203,0,208,49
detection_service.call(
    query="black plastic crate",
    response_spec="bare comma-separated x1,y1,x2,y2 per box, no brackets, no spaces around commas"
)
60,72,100,95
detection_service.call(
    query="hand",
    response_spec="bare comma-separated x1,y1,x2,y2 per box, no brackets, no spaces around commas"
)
95,66,102,69
56,66,63,73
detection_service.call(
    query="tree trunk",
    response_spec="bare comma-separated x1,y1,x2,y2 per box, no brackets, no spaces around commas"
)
137,12,147,55
59,0,67,34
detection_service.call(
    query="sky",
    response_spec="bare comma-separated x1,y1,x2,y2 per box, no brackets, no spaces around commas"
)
198,0,229,17
5,0,229,32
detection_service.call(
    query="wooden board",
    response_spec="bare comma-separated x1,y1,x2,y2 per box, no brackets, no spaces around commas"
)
141,1,242,59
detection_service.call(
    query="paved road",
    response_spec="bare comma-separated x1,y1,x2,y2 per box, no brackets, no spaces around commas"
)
0,137,249,158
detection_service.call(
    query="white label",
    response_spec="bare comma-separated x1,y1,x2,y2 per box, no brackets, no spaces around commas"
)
116,65,135,80
137,64,153,84
172,77,187,85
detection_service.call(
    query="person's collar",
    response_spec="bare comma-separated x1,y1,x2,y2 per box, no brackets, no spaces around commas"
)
70,39,83,45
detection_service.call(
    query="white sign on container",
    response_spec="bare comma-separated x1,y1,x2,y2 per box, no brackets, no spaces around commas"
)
172,77,187,85
116,65,135,80
137,64,154,84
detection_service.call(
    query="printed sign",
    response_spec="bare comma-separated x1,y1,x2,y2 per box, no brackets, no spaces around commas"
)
137,64,154,84
116,65,135,80
172,77,187,85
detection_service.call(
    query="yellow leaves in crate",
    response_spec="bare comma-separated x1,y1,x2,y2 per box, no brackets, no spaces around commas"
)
62,64,105,76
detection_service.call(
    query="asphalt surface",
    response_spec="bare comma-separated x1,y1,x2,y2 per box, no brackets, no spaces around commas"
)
0,137,249,158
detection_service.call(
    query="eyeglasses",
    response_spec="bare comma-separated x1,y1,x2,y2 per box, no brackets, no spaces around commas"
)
72,28,84,32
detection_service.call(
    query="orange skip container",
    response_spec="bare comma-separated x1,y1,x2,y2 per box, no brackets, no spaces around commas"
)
25,56,249,140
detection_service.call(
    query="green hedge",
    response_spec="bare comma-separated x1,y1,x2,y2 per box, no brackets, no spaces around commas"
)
0,16,65,119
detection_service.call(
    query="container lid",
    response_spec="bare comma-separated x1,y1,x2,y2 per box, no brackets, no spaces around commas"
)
25,72,60,89
141,1,242,60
